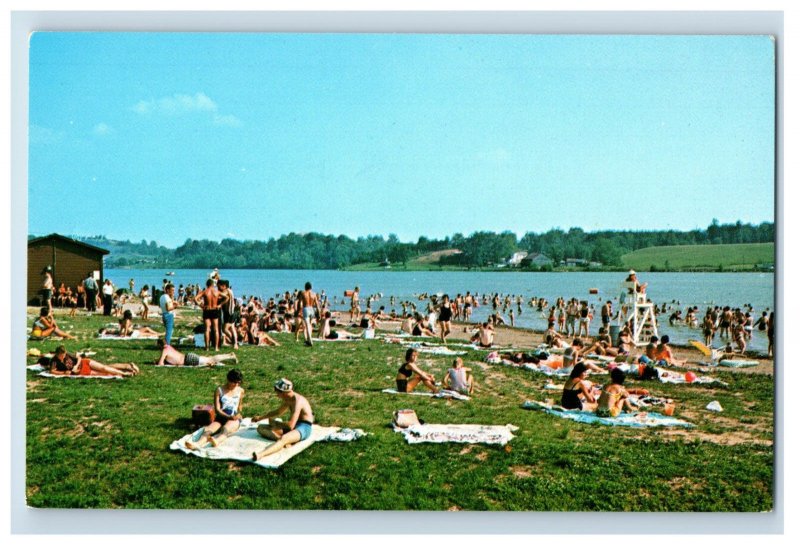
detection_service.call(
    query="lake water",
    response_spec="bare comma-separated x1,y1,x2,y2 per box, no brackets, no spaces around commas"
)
106,269,774,354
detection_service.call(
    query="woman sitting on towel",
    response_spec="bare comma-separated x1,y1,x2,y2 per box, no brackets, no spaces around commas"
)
115,310,161,337
395,348,438,394
186,369,245,450
560,362,597,411
47,345,139,377
543,323,568,349
595,368,649,418
31,307,76,340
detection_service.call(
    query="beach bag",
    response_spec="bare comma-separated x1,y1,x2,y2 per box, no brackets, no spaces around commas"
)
641,365,660,381
192,404,215,427
392,409,420,428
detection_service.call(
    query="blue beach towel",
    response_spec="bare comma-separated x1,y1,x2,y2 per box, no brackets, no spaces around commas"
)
521,400,694,428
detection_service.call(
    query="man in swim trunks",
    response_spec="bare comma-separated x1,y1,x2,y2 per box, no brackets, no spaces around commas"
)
217,279,238,349
252,378,315,461
195,279,221,351
155,339,237,366
299,282,320,347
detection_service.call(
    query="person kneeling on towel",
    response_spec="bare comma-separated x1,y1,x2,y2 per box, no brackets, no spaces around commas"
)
252,378,315,461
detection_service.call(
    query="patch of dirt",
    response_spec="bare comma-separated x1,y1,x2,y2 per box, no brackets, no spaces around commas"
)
447,505,462,511
475,451,488,461
340,389,364,398
65,423,85,438
28,398,48,403
459,445,475,455
669,477,703,492
26,381,42,393
312,466,322,474
226,462,243,472
659,427,772,447
509,465,532,478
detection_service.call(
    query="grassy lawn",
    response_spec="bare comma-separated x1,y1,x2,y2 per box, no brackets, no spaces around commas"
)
622,243,775,272
26,310,773,511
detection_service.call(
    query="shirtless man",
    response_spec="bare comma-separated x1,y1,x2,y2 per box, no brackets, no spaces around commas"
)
217,280,238,350
471,321,495,347
195,279,221,351
299,282,320,347
155,339,237,366
252,378,315,461
349,287,361,322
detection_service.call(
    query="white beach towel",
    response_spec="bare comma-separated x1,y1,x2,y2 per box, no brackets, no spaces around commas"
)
521,401,694,428
393,423,518,445
718,359,760,368
169,420,365,468
26,363,123,379
97,332,159,340
381,388,470,401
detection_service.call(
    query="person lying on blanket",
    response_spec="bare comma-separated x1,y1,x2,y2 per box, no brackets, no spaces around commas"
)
561,362,597,411
31,307,76,340
186,369,245,450
252,378,315,461
595,368,650,418
395,347,438,394
100,310,162,338
318,311,362,340
442,357,474,395
47,345,139,377
155,339,238,366
563,339,604,373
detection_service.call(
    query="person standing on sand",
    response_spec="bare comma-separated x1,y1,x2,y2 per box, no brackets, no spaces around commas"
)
160,283,178,346
349,286,361,322
41,266,54,313
195,279,222,351
437,294,453,345
299,282,320,347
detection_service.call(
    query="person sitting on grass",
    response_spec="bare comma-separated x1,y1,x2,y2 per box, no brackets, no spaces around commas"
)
395,347,438,394
31,307,76,340
595,368,650,418
471,321,495,348
411,313,436,337
186,369,245,450
560,362,597,411
156,338,238,366
653,335,686,366
544,323,569,349
47,345,139,377
101,310,161,337
442,357,474,395
252,378,314,461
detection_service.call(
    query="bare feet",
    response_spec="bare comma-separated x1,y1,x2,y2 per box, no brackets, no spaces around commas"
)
185,440,198,450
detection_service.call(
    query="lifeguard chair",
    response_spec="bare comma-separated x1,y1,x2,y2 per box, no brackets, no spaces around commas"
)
619,278,658,347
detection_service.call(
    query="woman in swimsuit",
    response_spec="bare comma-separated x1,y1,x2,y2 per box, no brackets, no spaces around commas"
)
394,348,438,394
31,307,76,340
560,362,597,411
47,345,139,377
186,369,245,450
595,368,649,417
437,295,453,345
139,285,151,321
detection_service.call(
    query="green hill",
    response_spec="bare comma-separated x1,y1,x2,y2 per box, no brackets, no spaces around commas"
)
621,243,774,271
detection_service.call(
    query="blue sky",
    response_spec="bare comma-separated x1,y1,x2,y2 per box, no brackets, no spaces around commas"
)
28,33,775,247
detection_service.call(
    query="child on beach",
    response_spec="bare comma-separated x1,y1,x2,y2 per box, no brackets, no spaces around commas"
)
595,368,650,418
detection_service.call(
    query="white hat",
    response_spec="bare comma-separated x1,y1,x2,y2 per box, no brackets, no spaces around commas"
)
274,378,293,392
628,269,636,275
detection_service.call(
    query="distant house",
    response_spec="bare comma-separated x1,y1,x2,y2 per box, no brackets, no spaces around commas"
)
506,251,528,266
564,258,589,267
521,253,553,268
27,233,110,306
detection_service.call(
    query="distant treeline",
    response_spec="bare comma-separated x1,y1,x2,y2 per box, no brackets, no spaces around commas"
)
61,219,773,270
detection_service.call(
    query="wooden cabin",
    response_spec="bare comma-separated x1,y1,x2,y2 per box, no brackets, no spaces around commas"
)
27,234,110,306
